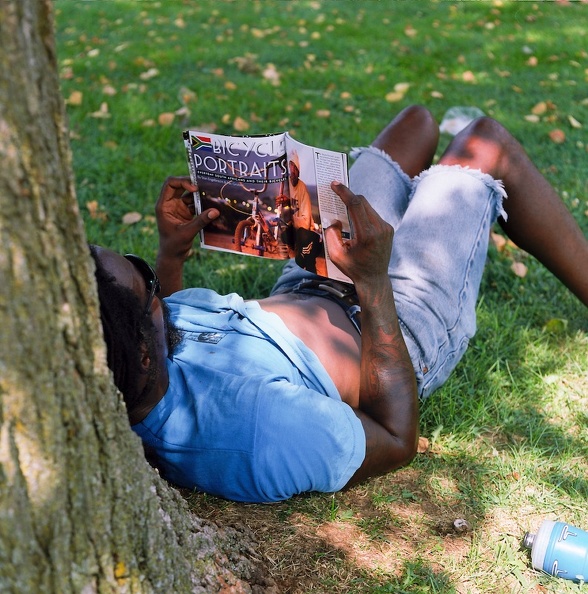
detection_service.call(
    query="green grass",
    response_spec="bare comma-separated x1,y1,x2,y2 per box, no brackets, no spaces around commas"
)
56,1,587,592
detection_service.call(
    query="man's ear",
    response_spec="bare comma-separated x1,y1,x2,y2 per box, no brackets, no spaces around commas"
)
139,341,151,374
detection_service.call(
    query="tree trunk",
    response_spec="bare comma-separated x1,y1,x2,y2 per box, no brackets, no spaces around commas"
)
0,1,276,592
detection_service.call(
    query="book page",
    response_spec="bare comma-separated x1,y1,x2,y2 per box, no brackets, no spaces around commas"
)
183,130,293,260
285,134,351,283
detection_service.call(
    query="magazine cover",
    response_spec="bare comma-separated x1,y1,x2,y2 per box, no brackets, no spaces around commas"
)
183,130,351,282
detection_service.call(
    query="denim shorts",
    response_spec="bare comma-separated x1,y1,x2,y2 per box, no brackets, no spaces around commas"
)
272,146,507,399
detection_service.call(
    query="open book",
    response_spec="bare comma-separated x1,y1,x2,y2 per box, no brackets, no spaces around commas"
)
183,129,352,283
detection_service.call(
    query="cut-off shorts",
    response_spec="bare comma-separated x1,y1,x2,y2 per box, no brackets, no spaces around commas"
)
271,146,507,399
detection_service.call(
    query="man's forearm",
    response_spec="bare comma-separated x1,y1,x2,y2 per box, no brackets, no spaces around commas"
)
155,252,185,297
355,275,419,468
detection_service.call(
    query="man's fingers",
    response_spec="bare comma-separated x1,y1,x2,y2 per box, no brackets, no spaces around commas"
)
323,221,347,262
185,208,220,232
160,176,198,202
331,181,373,228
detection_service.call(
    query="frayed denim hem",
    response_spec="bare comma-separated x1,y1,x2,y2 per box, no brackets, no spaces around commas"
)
350,145,414,191
412,164,508,222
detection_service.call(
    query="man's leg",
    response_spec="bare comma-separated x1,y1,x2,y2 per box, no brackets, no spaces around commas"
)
349,105,440,231
371,105,440,177
440,117,588,307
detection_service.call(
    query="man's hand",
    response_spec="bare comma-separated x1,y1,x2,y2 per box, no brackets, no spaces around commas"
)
324,182,393,285
155,176,219,297
155,176,219,262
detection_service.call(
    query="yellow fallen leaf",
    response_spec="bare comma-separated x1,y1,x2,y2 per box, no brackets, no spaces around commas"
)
549,129,566,144
224,81,237,91
86,201,108,221
122,212,142,225
102,85,117,96
394,82,410,93
385,91,404,103
417,436,430,454
89,102,110,119
233,116,249,131
66,91,83,106
511,261,528,278
462,70,476,82
531,101,547,115
316,109,330,118
158,112,175,126
568,115,582,129
490,231,507,251
524,114,540,123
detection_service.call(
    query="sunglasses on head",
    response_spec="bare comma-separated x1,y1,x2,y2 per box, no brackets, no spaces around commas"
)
124,254,161,315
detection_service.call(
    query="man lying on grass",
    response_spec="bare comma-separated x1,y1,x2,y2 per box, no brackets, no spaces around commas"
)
90,106,588,503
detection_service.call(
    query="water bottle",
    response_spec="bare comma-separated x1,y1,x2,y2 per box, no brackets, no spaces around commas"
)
523,520,588,583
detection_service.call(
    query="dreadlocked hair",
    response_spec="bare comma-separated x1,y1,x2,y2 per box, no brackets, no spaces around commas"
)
89,245,157,415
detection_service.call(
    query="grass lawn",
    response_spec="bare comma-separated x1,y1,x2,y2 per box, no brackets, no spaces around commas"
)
56,1,587,592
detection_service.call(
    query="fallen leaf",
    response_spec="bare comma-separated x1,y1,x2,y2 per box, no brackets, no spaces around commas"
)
568,115,582,129
233,116,249,131
86,201,108,221
417,436,430,454
543,318,568,334
549,129,566,143
89,102,110,118
490,231,507,251
394,82,410,93
102,84,117,96
139,67,159,80
524,114,540,123
462,70,476,82
526,56,538,66
262,64,281,86
385,91,404,103
511,261,528,277
233,54,259,74
404,25,417,37
66,91,83,106
175,106,190,118
158,112,175,126
531,101,547,115
316,109,330,118
178,86,197,104
122,211,142,225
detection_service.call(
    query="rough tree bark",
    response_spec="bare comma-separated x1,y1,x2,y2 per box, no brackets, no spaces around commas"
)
0,1,276,592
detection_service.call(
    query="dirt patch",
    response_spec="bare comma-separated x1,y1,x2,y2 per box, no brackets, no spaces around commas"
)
183,465,489,593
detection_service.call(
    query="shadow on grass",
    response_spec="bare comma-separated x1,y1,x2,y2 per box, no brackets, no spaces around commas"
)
182,259,586,593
